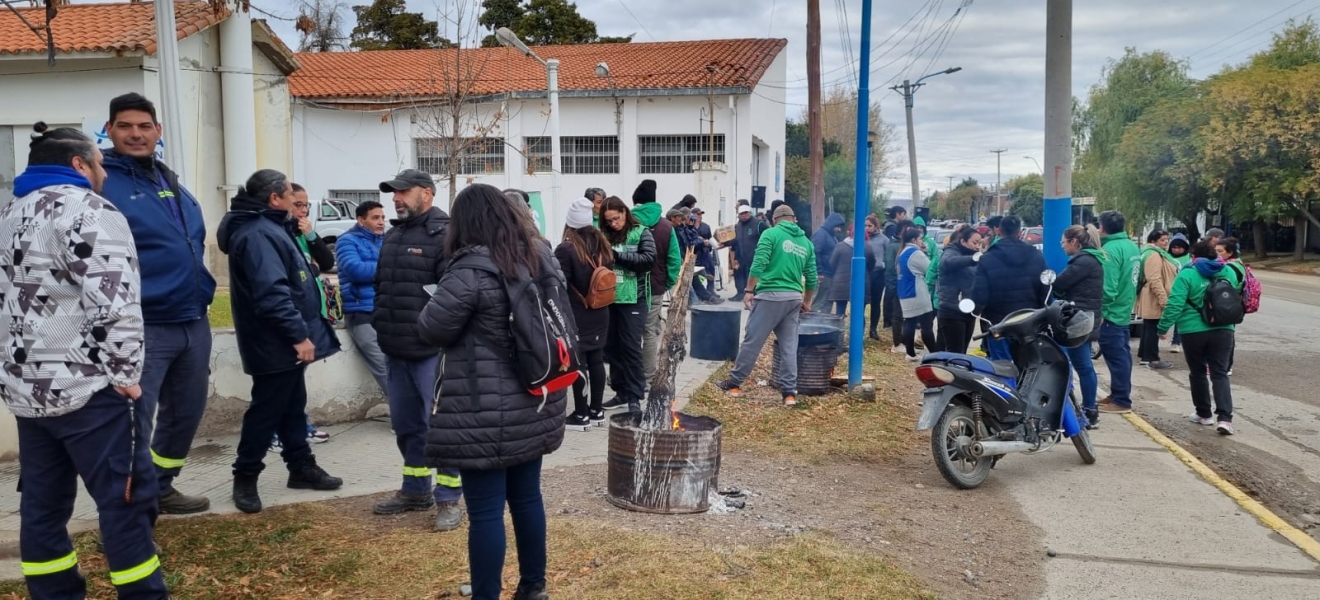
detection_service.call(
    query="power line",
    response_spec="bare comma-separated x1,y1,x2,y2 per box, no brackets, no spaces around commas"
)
614,0,656,42
1186,0,1312,60
1196,3,1320,67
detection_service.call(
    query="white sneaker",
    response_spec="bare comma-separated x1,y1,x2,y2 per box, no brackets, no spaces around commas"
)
1216,421,1235,435
905,353,922,363
891,345,906,355
1189,414,1215,426
1170,344,1182,354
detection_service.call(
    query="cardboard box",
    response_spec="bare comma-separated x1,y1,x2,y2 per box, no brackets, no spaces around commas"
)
715,225,736,244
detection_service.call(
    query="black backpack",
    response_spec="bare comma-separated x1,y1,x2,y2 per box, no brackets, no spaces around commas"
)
1196,269,1245,326
450,249,582,399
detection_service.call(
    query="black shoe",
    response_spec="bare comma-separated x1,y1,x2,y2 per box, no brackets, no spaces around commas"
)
232,472,262,514
588,408,606,426
157,487,211,515
512,580,549,600
868,331,881,341
287,460,343,491
627,401,642,414
601,396,628,411
1084,409,1100,430
372,491,435,515
714,378,742,398
565,412,592,431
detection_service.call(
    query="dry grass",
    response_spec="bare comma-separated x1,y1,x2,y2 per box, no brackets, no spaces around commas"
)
0,502,933,600
684,336,923,465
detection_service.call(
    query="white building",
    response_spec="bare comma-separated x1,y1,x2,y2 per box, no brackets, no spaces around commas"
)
289,38,788,239
0,1,297,270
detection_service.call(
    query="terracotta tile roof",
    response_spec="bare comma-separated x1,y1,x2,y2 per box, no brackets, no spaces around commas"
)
290,38,787,101
0,1,229,56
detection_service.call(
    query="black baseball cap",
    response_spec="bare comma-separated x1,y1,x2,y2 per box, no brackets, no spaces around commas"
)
379,169,436,193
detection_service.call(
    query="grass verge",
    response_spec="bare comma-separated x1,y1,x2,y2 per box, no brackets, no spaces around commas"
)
685,336,923,465
0,501,932,600
208,291,233,329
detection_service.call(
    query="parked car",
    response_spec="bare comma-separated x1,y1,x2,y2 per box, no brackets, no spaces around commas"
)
1024,227,1044,251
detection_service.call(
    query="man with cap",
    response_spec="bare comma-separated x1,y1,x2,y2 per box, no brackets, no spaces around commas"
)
725,204,768,301
371,169,464,531
667,208,720,305
692,207,719,298
715,204,818,407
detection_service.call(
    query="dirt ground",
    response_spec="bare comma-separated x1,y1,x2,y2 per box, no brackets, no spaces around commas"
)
344,446,1045,600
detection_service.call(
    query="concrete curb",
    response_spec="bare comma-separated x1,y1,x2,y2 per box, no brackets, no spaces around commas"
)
1122,411,1320,564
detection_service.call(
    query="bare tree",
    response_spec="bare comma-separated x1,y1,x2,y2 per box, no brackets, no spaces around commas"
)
408,0,507,203
809,85,900,206
296,0,349,53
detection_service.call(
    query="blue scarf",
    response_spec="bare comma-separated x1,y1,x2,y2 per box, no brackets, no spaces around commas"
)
12,165,92,197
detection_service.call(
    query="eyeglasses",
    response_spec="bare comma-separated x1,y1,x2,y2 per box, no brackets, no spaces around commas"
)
293,202,309,209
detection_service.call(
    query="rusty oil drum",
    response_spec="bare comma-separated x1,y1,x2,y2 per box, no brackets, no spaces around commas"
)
606,412,723,514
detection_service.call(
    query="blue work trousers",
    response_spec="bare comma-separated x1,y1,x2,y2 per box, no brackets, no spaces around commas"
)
387,356,462,502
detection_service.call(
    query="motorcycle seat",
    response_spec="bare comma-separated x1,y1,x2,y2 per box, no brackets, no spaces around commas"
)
922,352,1018,379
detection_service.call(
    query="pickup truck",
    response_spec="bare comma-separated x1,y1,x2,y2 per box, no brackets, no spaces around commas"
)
311,197,363,250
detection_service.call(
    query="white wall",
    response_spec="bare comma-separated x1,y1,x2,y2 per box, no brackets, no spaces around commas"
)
295,81,788,240
253,48,293,177
168,31,229,276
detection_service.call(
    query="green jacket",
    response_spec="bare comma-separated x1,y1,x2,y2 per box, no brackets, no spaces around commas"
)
295,234,328,319
1099,232,1141,325
631,202,681,290
750,221,818,294
1157,260,1244,335
611,225,645,305
925,239,941,309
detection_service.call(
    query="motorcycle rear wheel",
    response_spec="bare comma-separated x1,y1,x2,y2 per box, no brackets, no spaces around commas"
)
1070,392,1097,464
932,404,993,489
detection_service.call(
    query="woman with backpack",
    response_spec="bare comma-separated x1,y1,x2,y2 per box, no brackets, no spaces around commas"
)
416,184,565,600
556,198,615,431
1216,238,1251,376
1156,240,1244,436
599,196,656,414
1137,229,1178,370
1054,225,1105,427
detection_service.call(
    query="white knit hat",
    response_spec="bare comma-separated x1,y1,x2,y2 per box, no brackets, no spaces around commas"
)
566,197,594,229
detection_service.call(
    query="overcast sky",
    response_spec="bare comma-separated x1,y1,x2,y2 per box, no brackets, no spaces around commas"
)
241,0,1314,199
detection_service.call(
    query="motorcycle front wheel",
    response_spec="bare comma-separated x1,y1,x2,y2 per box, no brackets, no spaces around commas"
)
932,404,993,489
1070,392,1097,465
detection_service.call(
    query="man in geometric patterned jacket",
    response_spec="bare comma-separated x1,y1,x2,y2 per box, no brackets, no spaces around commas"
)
0,123,168,599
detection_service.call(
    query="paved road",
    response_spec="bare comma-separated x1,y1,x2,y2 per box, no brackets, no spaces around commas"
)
1120,269,1320,543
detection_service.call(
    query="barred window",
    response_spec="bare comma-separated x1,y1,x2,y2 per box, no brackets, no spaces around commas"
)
639,134,725,174
415,137,505,175
327,190,380,206
525,136,620,174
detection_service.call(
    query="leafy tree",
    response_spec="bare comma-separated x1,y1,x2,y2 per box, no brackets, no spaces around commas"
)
1108,95,1210,238
350,0,452,50
933,178,983,222
477,0,632,47
1076,49,1195,213
1005,173,1045,226
1247,18,1320,71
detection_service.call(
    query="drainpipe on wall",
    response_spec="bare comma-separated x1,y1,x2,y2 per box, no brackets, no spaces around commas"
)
219,1,256,194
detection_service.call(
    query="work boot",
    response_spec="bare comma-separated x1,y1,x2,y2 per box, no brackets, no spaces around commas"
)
512,580,550,600
373,491,435,515
287,459,343,491
157,487,211,515
232,472,262,514
433,501,464,532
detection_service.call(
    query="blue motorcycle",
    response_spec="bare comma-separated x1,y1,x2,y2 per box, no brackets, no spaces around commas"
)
914,271,1097,489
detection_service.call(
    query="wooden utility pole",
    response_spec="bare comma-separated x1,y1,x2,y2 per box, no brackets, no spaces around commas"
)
807,0,825,228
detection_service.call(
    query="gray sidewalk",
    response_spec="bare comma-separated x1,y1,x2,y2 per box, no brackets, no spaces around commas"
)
0,355,724,581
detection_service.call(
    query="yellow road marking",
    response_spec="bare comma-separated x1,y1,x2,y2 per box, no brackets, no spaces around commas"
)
1123,412,1320,564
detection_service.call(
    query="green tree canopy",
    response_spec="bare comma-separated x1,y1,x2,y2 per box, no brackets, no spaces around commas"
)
350,0,452,50
478,0,632,47
1006,173,1045,226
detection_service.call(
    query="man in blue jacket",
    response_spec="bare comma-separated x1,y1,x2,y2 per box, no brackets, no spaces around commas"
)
811,212,846,312
99,93,216,515
335,200,388,393
219,170,343,513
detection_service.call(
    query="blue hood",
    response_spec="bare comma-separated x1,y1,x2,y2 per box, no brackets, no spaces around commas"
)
12,165,90,197
1192,257,1226,278
818,212,846,235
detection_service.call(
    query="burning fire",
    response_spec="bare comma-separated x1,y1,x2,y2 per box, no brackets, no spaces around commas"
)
670,401,684,431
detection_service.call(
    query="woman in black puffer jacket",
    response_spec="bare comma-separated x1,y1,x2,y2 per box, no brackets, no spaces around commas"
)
555,198,615,431
936,225,984,353
1053,224,1104,427
417,184,563,600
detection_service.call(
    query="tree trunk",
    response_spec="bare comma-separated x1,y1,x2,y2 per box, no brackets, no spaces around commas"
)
1252,221,1269,260
642,250,697,430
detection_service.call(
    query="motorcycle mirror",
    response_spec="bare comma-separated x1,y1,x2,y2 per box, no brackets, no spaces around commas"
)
1040,270,1057,286
958,298,976,314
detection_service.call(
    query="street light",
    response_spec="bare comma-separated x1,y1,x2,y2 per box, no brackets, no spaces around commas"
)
496,27,561,235
595,62,623,141
892,66,961,209
1024,156,1042,174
